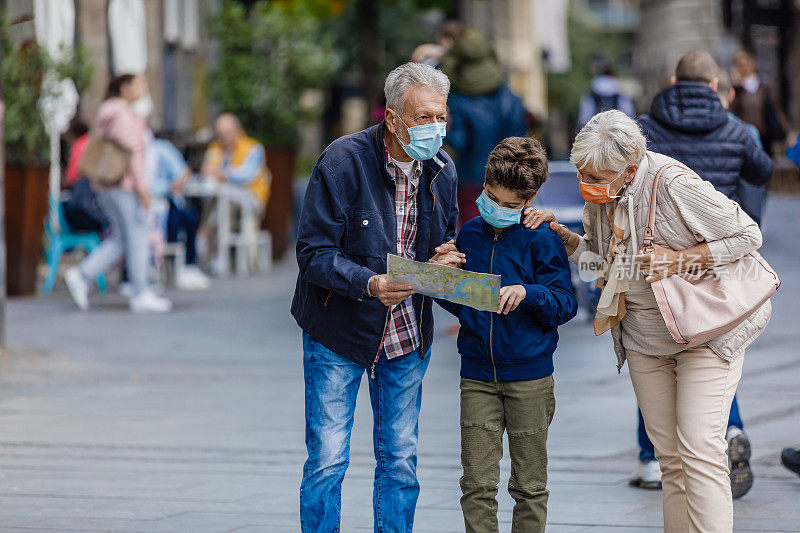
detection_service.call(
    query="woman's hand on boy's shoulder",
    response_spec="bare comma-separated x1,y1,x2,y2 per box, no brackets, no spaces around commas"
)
523,208,571,244
498,285,526,315
430,239,466,268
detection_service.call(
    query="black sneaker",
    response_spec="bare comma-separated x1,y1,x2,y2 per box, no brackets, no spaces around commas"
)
781,447,800,476
726,427,753,499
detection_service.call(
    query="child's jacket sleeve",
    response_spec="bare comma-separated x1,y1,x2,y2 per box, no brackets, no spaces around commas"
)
519,230,578,328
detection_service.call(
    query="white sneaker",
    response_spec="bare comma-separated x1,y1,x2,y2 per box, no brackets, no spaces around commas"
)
175,265,211,291
629,459,662,490
208,255,223,277
130,289,172,314
118,281,134,299
574,307,592,323
65,267,89,311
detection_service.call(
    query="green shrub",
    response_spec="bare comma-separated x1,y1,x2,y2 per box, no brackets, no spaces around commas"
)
208,0,338,147
1,13,92,163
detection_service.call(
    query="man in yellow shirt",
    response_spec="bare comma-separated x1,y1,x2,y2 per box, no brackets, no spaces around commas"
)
202,113,270,206
200,113,271,272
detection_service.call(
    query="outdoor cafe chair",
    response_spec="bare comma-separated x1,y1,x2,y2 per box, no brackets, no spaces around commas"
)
43,195,107,295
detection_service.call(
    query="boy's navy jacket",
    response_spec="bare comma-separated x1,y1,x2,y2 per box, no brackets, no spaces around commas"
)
291,121,459,368
439,216,578,382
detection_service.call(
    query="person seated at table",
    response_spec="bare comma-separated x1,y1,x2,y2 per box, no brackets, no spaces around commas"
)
150,137,210,291
200,113,270,273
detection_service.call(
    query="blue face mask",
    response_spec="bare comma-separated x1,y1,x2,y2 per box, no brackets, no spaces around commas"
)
394,113,447,161
476,191,525,228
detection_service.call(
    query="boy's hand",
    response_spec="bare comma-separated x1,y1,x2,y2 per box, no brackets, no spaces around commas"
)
498,285,526,315
430,239,466,267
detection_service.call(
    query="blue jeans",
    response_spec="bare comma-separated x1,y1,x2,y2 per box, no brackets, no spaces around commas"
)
300,333,430,533
166,198,200,265
79,190,149,295
638,395,743,461
737,181,766,228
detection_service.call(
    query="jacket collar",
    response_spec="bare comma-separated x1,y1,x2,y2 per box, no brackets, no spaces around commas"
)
479,216,522,236
371,120,448,180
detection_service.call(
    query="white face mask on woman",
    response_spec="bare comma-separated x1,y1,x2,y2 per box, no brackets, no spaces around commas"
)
131,94,154,118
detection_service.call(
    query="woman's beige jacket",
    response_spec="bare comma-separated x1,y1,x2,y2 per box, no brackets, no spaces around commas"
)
569,151,771,370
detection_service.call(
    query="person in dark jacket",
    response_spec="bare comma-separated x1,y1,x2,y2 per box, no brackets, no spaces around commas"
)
437,137,577,533
731,48,792,156
576,64,636,131
291,63,460,533
716,68,768,227
441,30,527,227
635,50,773,500
638,51,773,201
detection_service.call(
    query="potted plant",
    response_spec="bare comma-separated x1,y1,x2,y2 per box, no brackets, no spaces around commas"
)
1,16,92,295
208,0,337,259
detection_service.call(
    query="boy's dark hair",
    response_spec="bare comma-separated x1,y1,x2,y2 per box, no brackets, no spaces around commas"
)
484,137,548,199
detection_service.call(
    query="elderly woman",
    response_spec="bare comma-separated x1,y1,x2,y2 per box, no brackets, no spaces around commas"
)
526,110,770,533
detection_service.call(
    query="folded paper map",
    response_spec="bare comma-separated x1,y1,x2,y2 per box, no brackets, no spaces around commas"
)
386,254,501,312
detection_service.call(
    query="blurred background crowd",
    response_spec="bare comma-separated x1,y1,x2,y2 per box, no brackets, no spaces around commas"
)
1,0,799,308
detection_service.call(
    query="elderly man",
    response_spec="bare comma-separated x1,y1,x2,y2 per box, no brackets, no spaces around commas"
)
291,63,460,532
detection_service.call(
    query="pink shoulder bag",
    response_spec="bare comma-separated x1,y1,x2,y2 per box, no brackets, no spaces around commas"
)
641,164,780,348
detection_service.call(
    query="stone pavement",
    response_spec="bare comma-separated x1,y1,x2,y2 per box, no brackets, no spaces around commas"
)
1,195,799,532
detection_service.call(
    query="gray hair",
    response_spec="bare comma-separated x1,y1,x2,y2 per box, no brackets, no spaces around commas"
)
384,63,450,114
570,110,647,173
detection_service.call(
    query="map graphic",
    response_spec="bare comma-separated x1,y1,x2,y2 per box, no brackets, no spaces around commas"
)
386,254,501,312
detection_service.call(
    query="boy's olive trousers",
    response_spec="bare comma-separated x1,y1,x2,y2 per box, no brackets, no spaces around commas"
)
459,375,555,533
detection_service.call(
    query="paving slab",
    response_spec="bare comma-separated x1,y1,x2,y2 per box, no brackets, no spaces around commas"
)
0,194,798,531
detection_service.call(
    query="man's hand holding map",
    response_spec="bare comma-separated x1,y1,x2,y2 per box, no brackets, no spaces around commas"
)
386,254,501,312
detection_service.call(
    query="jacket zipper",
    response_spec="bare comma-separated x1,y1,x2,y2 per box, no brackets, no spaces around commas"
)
429,162,446,209
323,289,333,308
371,310,391,379
405,161,444,364
489,233,499,382
371,160,446,377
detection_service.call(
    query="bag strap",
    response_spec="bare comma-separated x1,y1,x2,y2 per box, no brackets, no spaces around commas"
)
642,163,688,252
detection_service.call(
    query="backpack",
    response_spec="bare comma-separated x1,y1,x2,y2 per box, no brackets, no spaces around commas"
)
591,91,621,114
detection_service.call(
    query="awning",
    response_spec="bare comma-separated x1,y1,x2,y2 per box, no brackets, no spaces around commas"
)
33,0,79,229
108,0,147,74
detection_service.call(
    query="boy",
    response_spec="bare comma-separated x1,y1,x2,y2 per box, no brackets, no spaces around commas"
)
437,137,577,532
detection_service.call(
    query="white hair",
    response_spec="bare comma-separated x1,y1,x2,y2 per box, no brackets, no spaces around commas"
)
384,62,450,114
570,110,647,173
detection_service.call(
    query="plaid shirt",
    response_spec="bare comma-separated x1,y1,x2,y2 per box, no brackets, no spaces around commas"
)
381,150,421,359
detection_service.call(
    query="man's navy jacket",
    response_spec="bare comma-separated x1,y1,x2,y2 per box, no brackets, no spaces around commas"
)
638,82,774,202
291,121,459,368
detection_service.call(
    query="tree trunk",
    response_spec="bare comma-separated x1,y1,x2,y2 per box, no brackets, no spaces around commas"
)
263,146,296,261
4,162,49,296
357,0,381,111
633,0,723,108
0,100,6,346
